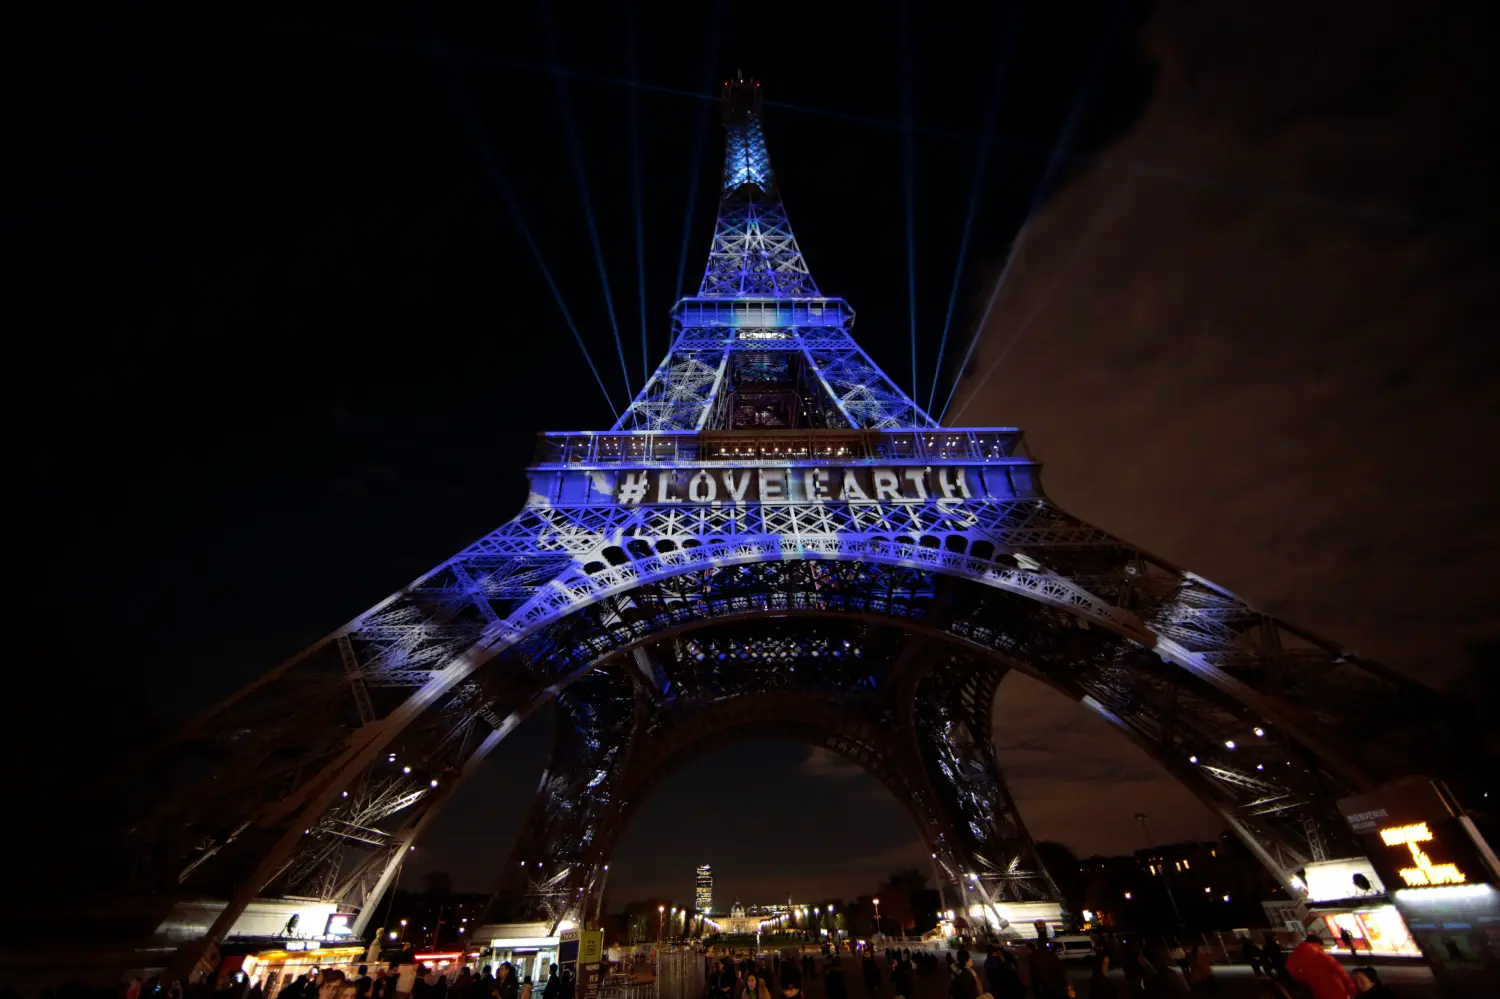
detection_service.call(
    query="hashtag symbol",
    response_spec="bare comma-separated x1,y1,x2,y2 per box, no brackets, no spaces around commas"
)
618,472,650,506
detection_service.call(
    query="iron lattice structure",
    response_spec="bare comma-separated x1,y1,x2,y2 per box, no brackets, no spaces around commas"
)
112,75,1450,959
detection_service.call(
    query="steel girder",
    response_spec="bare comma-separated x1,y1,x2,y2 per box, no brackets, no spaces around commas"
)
613,73,933,433
484,620,1055,925
113,492,1446,949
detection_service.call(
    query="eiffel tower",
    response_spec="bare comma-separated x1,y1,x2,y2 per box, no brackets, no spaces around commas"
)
106,74,1446,970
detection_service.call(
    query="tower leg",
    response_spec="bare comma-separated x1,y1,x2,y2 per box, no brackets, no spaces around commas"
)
487,667,638,925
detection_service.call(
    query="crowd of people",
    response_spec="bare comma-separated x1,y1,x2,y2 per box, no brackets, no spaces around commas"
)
698,933,1401,999
113,960,567,999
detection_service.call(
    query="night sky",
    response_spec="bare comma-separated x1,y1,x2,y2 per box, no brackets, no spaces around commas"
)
13,2,1496,909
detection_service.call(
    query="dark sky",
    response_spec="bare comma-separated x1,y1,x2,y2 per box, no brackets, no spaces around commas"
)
13,1,1495,909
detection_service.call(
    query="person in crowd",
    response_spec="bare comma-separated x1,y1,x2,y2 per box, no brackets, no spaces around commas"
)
248,980,264,999
713,959,736,999
519,976,533,999
1089,954,1118,999
354,968,374,999
541,966,560,999
892,949,914,999
1339,929,1356,956
824,956,847,999
318,970,352,999
1251,979,1295,999
1169,942,1188,978
449,968,472,999
1189,945,1214,987
496,963,519,999
779,971,805,999
1285,935,1355,999
1030,942,1069,999
1120,941,1144,996
412,967,433,999
1239,937,1262,976
1350,968,1394,999
1140,944,1189,999
986,946,1023,999
949,950,981,999
860,948,881,999
474,968,495,999
741,972,771,999
1259,936,1285,982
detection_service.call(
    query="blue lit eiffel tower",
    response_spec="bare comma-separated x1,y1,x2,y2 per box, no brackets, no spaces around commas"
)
119,74,1445,966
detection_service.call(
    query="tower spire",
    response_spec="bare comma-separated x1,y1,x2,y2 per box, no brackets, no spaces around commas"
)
698,74,819,298
614,77,934,431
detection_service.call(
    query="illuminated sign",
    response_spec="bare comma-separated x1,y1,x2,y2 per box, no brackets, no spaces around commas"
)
615,466,977,507
324,913,356,937
1379,823,1468,887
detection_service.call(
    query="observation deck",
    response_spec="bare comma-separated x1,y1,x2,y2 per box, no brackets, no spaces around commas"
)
531,426,1031,469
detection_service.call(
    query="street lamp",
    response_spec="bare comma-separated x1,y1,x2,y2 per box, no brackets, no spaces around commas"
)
1135,812,1184,928
658,905,665,942
872,898,881,939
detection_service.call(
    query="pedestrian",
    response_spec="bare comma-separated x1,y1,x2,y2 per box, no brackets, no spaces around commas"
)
742,972,770,999
496,964,519,999
355,968,374,999
713,959,736,999
988,948,1022,999
892,951,913,999
1339,929,1356,956
1285,936,1355,999
1350,968,1394,999
520,977,532,999
1089,955,1118,999
861,949,881,999
825,957,847,999
1170,942,1188,978
1141,945,1188,999
1029,943,1069,999
780,972,806,999
1259,937,1284,982
542,967,560,999
1190,945,1213,988
318,970,352,999
948,951,981,999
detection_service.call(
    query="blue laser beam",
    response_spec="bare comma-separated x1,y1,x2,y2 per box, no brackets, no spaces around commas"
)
538,2,632,403
252,16,1401,227
673,0,726,300
899,0,919,411
925,1,1017,418
625,0,649,385
429,35,620,422
948,186,1132,425
937,0,1128,425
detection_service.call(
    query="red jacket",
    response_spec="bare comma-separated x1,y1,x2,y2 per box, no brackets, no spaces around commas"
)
1286,941,1355,999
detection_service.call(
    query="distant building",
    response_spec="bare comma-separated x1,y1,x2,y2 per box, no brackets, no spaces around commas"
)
695,864,713,913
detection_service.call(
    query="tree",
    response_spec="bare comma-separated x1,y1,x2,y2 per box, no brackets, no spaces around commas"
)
877,870,929,937
1035,842,1085,917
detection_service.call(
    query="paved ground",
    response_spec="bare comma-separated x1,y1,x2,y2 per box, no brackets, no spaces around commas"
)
762,955,1440,999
